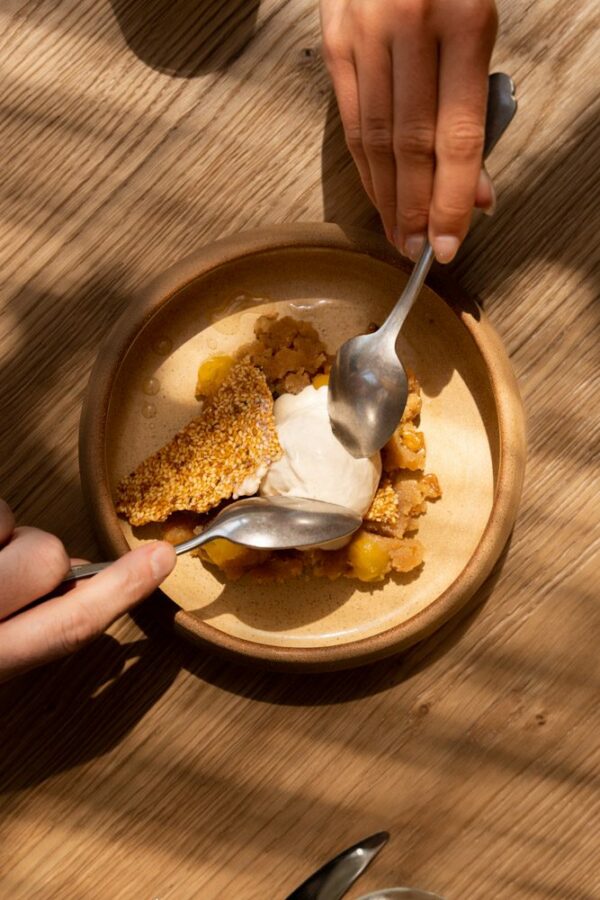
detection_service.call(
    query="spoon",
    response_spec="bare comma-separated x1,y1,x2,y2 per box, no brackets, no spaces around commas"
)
328,72,518,459
357,890,444,899
286,831,389,900
62,496,362,582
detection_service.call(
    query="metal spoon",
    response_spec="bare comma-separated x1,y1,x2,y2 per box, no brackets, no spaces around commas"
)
357,890,444,900
328,72,518,459
62,496,362,582
286,832,389,900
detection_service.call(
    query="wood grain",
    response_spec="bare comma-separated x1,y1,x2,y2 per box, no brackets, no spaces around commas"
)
0,0,598,898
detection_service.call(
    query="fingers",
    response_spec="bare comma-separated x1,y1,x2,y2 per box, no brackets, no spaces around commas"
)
0,526,71,619
392,32,438,260
322,0,498,263
0,541,176,682
327,57,376,205
0,499,15,547
355,42,396,241
429,1,498,262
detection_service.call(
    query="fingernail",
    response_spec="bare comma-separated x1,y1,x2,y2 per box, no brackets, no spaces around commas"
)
483,180,497,217
477,168,497,217
404,234,426,262
432,235,460,264
149,542,176,581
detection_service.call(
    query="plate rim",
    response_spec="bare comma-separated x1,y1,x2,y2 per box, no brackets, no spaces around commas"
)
79,222,526,672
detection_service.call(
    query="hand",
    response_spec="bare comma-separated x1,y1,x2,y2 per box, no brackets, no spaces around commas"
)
0,499,176,682
320,0,498,263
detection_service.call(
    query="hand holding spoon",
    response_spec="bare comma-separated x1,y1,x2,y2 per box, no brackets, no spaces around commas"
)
328,73,518,459
63,496,362,582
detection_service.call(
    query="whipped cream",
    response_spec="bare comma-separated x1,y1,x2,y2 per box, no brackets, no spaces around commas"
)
259,384,381,517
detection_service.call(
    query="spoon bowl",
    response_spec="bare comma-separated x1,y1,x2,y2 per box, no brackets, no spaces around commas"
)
329,329,409,459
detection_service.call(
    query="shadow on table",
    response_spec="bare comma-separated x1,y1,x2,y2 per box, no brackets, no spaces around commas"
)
0,539,509,794
0,269,134,558
452,106,600,302
320,93,380,236
0,631,181,794
108,0,260,76
179,535,512,706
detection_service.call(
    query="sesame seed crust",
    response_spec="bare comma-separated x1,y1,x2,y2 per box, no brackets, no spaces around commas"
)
115,364,281,526
365,481,399,528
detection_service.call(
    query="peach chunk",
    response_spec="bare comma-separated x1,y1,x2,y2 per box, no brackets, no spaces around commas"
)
312,373,330,389
383,424,426,471
195,355,234,398
347,531,391,582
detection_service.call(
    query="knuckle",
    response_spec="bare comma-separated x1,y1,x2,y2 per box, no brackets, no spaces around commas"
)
351,3,372,32
399,0,434,26
378,200,397,220
397,206,429,228
34,531,70,582
363,118,394,155
460,0,498,31
439,121,484,160
320,30,350,67
394,124,436,161
344,124,363,152
432,197,471,225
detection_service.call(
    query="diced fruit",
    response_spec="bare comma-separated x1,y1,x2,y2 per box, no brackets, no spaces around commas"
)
402,428,424,452
203,538,250,567
383,424,425,471
200,538,269,577
401,373,422,423
195,355,234,398
421,473,442,500
347,531,391,582
312,372,329,389
162,524,196,545
162,513,198,545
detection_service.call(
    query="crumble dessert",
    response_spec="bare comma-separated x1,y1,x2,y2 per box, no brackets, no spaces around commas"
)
116,314,441,582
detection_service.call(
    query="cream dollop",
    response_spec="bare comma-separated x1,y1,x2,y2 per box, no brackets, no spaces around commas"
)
259,384,381,516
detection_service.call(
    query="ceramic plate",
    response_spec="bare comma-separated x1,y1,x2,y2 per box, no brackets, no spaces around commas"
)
80,224,526,671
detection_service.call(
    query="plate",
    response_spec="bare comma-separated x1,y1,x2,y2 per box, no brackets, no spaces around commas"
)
79,224,526,671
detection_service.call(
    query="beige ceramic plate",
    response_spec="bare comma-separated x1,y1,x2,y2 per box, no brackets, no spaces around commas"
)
80,224,526,671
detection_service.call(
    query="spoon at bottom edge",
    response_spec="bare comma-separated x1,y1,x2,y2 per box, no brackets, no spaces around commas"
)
62,496,363,583
356,890,445,899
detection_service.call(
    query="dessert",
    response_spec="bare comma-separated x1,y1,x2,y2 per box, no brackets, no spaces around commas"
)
260,384,381,516
116,314,441,582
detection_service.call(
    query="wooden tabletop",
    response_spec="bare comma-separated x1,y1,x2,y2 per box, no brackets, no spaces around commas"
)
1,0,599,897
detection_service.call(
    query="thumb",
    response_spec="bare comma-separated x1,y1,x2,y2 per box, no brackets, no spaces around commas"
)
0,542,176,680
70,541,177,617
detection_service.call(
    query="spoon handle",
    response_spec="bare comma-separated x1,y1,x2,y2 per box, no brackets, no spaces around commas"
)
379,242,435,338
380,72,517,340
62,529,218,583
62,561,114,581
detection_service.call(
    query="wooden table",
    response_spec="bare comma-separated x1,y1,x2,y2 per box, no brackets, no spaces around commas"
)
1,1,598,897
